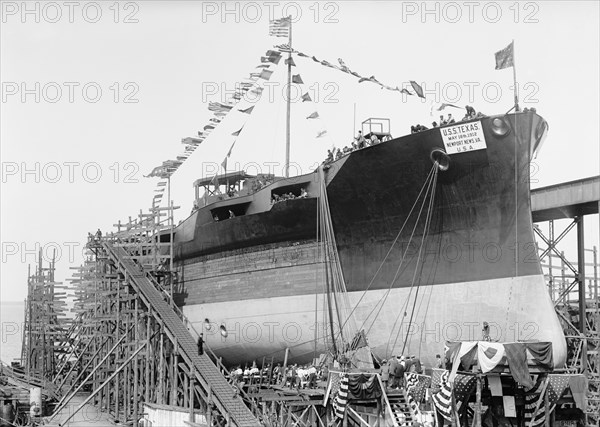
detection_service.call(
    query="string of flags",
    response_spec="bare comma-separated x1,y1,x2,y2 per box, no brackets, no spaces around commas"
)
145,34,516,209
275,41,518,118
304,94,330,140
274,43,425,99
144,48,284,208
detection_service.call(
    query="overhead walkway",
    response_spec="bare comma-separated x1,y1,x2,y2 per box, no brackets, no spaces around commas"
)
531,175,599,222
104,243,259,427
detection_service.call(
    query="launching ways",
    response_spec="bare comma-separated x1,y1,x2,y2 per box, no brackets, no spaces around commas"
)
531,175,600,425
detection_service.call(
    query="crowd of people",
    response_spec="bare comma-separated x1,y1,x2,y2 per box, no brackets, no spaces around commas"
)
412,105,487,134
379,355,426,389
271,188,308,205
324,130,393,164
229,362,325,389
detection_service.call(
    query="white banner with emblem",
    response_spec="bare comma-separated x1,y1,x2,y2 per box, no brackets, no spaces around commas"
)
440,121,487,154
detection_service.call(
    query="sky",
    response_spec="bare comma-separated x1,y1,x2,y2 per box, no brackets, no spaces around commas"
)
1,1,599,303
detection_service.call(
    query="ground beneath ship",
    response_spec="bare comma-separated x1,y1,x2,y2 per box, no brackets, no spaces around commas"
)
44,392,114,427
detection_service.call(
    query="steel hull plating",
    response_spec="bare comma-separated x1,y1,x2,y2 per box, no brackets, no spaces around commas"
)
174,111,566,367
182,274,564,367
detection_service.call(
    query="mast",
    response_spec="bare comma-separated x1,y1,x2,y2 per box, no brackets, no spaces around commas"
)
284,16,292,178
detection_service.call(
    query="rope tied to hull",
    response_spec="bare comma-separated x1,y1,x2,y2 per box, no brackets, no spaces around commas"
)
322,162,441,359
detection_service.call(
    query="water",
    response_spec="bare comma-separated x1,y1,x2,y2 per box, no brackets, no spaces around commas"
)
1,300,25,364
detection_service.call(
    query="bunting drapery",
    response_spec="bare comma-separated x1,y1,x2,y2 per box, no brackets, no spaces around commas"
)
347,373,381,400
449,341,478,381
524,374,584,426
504,342,534,388
333,374,349,419
404,372,431,403
445,341,553,377
432,370,454,422
432,370,477,422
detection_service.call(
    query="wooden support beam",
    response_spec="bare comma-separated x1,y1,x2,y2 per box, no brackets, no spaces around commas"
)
189,365,195,424
58,343,147,426
133,298,140,424
49,332,130,423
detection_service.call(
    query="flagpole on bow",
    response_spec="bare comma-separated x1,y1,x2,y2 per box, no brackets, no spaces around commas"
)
284,16,292,178
512,39,519,112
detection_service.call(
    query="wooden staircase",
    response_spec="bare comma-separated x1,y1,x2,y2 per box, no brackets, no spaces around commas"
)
379,386,415,427
104,243,259,427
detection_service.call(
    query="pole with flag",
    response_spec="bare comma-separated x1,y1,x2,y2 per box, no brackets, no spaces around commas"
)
495,40,519,111
284,17,293,177
270,16,293,177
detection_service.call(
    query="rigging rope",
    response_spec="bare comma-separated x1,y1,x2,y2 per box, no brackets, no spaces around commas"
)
360,164,439,336
337,163,439,335
396,165,439,356
365,165,438,354
317,166,357,353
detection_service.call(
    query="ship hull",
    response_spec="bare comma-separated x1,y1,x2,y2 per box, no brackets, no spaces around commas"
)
174,111,566,368
183,273,564,367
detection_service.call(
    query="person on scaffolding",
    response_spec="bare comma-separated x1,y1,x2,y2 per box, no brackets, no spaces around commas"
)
197,333,203,355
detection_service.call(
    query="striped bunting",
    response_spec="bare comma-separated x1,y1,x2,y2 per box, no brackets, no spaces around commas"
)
431,368,445,389
405,372,431,404
333,374,349,419
524,375,546,426
329,372,341,400
524,375,568,427
432,370,476,423
432,370,453,422
405,390,422,418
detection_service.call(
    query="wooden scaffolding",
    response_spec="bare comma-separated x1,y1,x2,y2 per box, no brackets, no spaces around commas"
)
20,249,70,387
536,222,599,425
43,206,260,427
